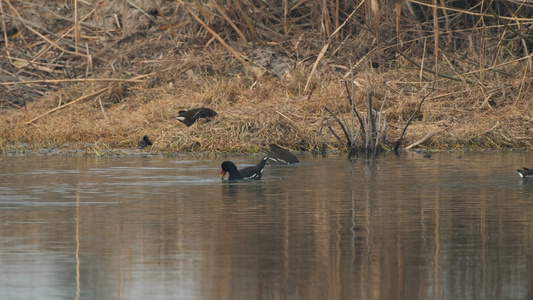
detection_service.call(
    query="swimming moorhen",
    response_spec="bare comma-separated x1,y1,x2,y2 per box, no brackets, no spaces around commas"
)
137,135,153,149
173,107,217,127
221,157,268,180
267,144,299,164
517,167,533,178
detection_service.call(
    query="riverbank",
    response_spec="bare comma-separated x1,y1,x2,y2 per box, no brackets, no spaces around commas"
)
2,49,533,154
2,46,533,155
2,74,532,155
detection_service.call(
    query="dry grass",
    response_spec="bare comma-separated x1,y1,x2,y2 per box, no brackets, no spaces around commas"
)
2,1,533,154
2,51,533,154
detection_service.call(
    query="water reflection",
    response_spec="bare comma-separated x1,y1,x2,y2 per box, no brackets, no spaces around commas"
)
1,153,533,299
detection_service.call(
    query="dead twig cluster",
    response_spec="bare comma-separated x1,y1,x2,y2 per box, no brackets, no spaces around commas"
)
322,68,388,159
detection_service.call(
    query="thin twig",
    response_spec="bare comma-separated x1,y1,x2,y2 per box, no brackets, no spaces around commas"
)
405,129,443,150
211,0,247,42
327,123,345,148
4,2,93,56
395,71,439,155
179,0,260,78
0,77,147,86
342,80,365,135
25,87,110,124
324,105,352,150
486,4,533,44
275,110,296,124
396,50,473,84
365,71,375,142
303,1,367,92
373,96,388,158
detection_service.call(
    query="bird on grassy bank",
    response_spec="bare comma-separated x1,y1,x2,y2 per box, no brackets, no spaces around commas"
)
266,144,299,164
137,135,153,149
221,157,268,180
173,107,217,127
517,167,533,179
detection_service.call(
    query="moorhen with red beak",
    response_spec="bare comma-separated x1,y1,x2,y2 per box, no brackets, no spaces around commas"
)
221,157,268,180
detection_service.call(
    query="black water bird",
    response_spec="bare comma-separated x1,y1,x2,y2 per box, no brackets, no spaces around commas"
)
137,135,153,149
517,167,533,179
221,157,268,180
173,107,217,127
266,144,299,164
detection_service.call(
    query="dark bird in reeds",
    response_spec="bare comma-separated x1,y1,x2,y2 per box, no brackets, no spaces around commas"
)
173,107,217,127
267,144,299,164
137,135,153,149
517,167,533,179
221,157,268,180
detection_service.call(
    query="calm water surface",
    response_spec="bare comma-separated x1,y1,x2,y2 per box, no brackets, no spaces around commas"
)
1,152,533,300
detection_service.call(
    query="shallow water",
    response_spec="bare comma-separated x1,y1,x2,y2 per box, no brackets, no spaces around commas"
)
1,152,533,300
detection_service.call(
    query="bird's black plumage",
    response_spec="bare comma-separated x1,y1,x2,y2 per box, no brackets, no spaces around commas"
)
221,161,244,180
267,144,299,164
137,135,153,149
221,157,268,180
173,108,217,127
238,157,268,179
517,167,533,178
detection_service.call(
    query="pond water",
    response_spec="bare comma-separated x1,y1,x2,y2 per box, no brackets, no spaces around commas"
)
1,152,533,300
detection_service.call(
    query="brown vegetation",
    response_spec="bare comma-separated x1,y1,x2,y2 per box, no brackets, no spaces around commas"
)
1,0,533,155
